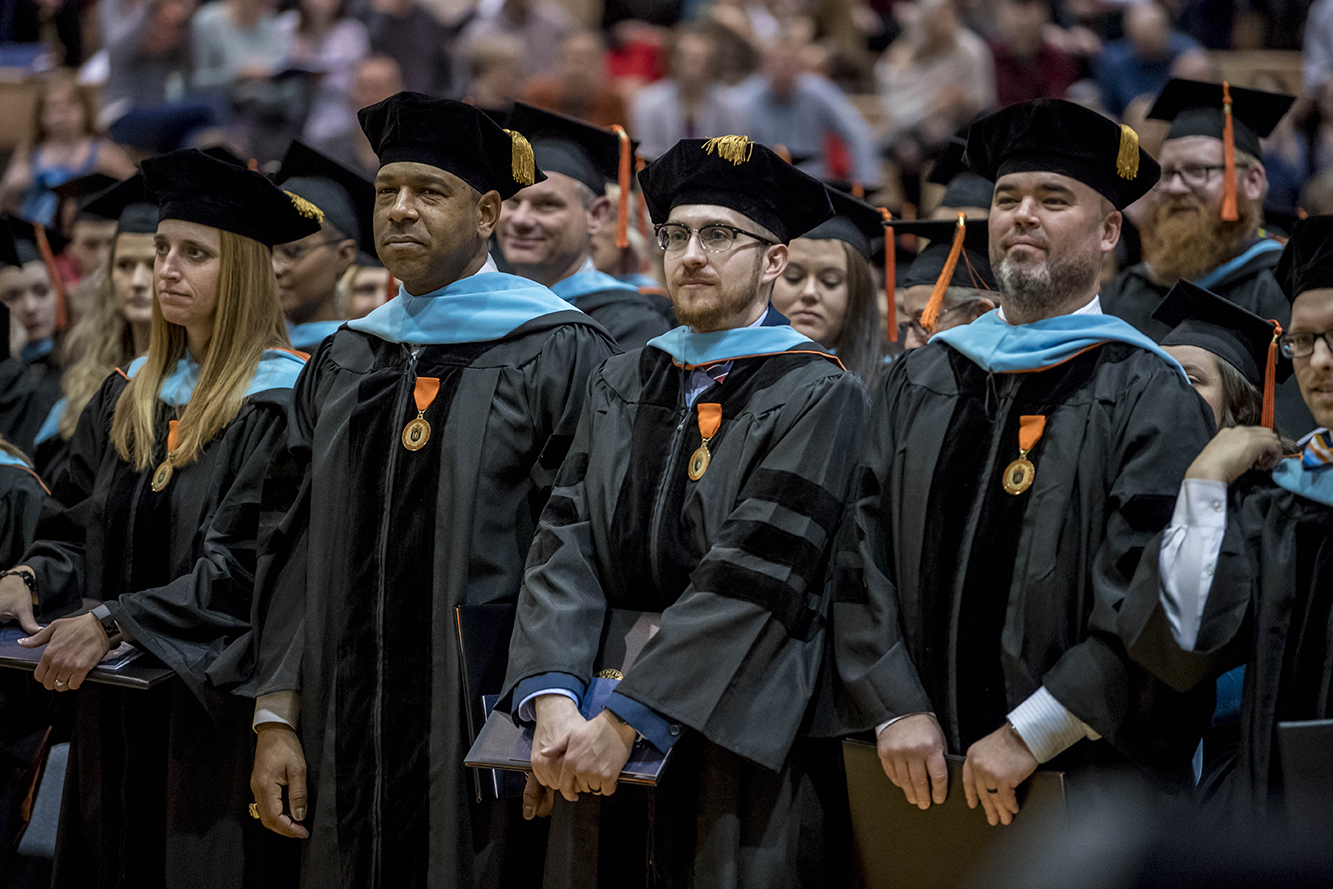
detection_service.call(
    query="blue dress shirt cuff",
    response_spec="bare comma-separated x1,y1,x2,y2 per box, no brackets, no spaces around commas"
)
514,672,585,724
605,691,683,753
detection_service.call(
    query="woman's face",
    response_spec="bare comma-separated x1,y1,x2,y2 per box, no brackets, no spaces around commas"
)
1165,343,1225,427
771,238,850,348
112,233,158,326
42,84,87,141
0,261,57,342
154,220,222,338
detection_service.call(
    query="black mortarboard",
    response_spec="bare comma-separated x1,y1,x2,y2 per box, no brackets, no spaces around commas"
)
964,98,1159,210
276,140,375,252
5,215,68,265
803,188,887,260
53,174,120,224
638,136,834,243
82,173,159,236
358,91,544,200
141,149,325,247
1274,215,1333,304
1156,280,1290,388
928,135,968,186
0,221,20,268
888,217,996,291
506,102,628,193
1148,78,1294,157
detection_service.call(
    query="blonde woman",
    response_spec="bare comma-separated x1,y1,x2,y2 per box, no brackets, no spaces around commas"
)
0,149,322,889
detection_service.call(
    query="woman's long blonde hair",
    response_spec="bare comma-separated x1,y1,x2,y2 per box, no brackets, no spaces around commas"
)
110,230,290,471
58,259,138,440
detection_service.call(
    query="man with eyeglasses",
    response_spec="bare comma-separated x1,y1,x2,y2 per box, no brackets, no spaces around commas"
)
887,216,997,348
1119,214,1333,823
272,141,373,351
499,136,869,887
1102,79,1314,434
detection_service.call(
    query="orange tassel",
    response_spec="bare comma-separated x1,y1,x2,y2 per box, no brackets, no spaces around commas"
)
880,208,896,343
921,213,966,334
774,144,792,164
1221,82,1238,223
33,224,67,331
1262,320,1281,429
611,125,631,249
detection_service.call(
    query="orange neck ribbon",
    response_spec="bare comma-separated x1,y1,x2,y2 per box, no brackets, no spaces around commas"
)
1019,415,1047,454
414,377,441,414
166,419,179,453
697,402,722,442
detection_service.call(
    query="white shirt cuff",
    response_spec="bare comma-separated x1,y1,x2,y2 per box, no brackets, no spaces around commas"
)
253,691,300,732
1158,479,1228,650
517,688,580,723
1007,687,1099,763
875,712,935,736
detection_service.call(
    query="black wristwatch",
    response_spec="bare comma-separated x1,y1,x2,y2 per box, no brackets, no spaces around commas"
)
1,568,36,606
91,604,123,648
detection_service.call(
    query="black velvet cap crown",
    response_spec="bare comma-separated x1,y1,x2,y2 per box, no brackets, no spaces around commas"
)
802,187,885,259
964,99,1159,209
0,220,21,268
638,137,834,243
1274,215,1333,304
930,132,999,207
1155,280,1289,387
505,102,633,193
141,149,325,247
886,217,996,290
4,214,68,265
1148,78,1294,157
82,173,159,236
358,92,545,200
53,173,120,224
276,140,375,251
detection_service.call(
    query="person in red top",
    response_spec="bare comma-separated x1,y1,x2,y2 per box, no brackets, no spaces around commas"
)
989,0,1079,108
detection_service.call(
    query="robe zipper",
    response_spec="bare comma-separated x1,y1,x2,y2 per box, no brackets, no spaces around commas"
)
371,344,419,884
649,391,693,587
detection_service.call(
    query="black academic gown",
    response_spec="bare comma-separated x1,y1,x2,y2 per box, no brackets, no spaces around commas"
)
249,314,617,889
0,354,62,456
569,288,674,350
829,340,1217,797
1121,475,1333,820
21,370,299,889
0,461,56,884
1100,254,1315,436
501,339,868,889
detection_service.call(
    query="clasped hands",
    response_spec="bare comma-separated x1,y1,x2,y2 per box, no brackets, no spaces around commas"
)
876,713,1038,827
523,694,637,820
0,572,110,691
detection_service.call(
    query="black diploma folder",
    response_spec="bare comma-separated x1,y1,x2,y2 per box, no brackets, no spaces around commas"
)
460,605,670,788
0,626,175,690
843,738,1066,889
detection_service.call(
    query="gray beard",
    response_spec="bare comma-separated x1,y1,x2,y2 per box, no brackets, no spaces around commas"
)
995,250,1100,317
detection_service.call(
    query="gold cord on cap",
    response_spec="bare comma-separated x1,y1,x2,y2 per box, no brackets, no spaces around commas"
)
504,129,537,186
1116,125,1140,180
285,191,326,222
703,135,755,166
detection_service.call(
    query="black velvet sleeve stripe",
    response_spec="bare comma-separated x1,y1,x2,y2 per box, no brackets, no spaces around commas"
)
692,559,823,640
728,519,827,580
538,433,576,471
554,451,590,486
738,468,844,535
541,493,581,529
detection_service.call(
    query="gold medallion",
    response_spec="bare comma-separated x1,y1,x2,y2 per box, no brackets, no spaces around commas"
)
401,417,431,451
595,669,624,680
688,445,711,481
151,460,174,492
1002,457,1035,495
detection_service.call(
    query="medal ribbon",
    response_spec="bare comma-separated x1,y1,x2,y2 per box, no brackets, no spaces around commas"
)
1018,414,1046,455
166,419,179,456
697,403,722,442
414,377,440,415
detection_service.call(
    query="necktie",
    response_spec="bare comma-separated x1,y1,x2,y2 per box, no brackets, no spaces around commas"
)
1302,430,1333,471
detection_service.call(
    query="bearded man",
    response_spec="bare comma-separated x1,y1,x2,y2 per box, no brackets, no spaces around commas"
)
829,99,1217,825
1103,79,1313,433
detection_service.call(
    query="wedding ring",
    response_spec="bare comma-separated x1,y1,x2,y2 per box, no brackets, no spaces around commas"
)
249,803,261,819
985,788,1000,794
54,678,66,688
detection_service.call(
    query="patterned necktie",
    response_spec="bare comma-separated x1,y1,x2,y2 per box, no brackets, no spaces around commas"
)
1302,430,1333,471
701,361,731,385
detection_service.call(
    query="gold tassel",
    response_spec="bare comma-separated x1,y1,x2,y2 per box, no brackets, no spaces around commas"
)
702,135,754,166
1116,124,1139,180
285,191,325,223
504,129,536,187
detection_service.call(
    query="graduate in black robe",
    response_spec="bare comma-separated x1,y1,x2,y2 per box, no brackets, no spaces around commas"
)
497,103,673,349
247,94,618,889
0,149,325,888
830,100,1218,827
1099,79,1313,436
500,136,864,889
1119,216,1333,821
0,218,68,456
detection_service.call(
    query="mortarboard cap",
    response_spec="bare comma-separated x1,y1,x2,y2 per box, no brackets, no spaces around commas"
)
1274,215,1333,304
964,99,1159,210
803,188,888,260
887,214,995,333
276,140,375,252
141,149,325,248
53,174,121,225
638,136,834,243
359,92,545,200
82,173,158,236
0,221,21,268
5,215,68,265
1155,279,1289,427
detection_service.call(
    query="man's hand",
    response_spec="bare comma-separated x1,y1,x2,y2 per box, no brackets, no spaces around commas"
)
877,713,948,809
531,694,587,803
23,613,109,690
962,724,1038,826
560,711,636,799
1186,426,1285,485
522,773,555,820
251,724,310,839
0,571,39,635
